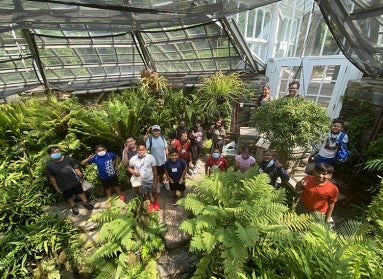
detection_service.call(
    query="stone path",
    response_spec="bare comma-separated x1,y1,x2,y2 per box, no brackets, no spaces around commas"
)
50,161,206,279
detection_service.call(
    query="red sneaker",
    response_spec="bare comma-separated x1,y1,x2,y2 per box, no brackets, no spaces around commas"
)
153,201,160,211
119,194,126,202
148,202,154,213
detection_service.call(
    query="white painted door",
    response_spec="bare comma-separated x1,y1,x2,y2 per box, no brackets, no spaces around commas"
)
265,56,362,118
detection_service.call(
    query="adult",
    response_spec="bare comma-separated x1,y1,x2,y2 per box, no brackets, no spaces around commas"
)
258,150,290,188
164,149,187,205
169,119,189,142
205,148,228,176
295,163,338,223
128,143,159,212
144,125,168,187
234,146,256,173
81,144,126,202
285,80,301,98
209,118,226,153
255,85,273,108
46,146,93,215
316,118,349,166
189,120,204,172
171,131,193,176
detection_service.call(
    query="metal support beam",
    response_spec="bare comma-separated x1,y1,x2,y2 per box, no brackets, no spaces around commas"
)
133,31,156,71
221,17,262,73
21,29,48,87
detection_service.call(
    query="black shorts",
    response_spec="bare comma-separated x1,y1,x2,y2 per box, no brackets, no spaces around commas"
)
100,176,119,189
62,183,84,199
170,181,186,192
157,165,165,177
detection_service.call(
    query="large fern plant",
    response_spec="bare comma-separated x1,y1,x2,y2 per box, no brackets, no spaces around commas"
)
88,198,167,278
179,168,312,278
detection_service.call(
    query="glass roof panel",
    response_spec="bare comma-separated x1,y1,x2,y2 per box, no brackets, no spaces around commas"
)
316,0,383,76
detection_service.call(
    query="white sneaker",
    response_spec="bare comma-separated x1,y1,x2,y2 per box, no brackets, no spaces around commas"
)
193,168,198,174
196,163,201,169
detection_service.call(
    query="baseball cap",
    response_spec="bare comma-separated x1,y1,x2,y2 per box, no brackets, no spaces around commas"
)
151,125,161,131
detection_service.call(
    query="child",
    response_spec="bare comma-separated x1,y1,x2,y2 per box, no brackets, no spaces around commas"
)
316,118,349,166
205,148,228,176
128,143,159,213
295,163,338,223
259,150,290,188
171,131,192,175
81,144,126,202
164,149,187,205
234,145,256,172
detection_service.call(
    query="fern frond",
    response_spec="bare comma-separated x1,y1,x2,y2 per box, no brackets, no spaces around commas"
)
235,222,260,247
201,231,219,253
278,210,314,231
90,242,122,261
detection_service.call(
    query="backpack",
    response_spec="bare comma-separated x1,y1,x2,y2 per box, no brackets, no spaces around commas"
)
148,135,166,151
335,132,351,163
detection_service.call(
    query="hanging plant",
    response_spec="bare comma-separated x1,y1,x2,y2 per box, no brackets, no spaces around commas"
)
139,68,169,97
194,71,253,120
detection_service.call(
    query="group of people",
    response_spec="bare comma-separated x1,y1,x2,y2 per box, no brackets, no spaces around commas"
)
46,82,348,224
255,81,348,224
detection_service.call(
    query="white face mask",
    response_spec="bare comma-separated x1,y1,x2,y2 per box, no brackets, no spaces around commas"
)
97,150,107,156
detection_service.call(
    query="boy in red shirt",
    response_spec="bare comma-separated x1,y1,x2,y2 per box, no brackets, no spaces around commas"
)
295,163,338,223
205,148,228,176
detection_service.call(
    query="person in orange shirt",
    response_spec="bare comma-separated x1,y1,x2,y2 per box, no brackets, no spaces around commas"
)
295,163,338,223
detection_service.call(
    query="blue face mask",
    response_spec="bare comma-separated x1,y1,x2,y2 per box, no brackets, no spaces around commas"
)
212,152,220,159
50,153,61,160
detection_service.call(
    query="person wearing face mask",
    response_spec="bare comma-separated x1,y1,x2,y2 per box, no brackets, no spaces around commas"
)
81,144,126,202
46,146,93,215
205,148,228,176
259,150,290,189
234,146,256,172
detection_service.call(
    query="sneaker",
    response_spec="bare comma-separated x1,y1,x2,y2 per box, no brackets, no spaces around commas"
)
82,202,94,211
153,201,160,211
193,167,198,174
172,197,178,206
187,169,193,176
119,194,126,202
196,163,201,169
148,202,154,213
71,205,79,215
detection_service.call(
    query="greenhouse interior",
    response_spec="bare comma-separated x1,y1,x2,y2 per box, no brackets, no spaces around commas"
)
1,0,383,278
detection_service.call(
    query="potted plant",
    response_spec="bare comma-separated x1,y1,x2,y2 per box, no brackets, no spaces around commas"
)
194,71,253,121
251,97,330,165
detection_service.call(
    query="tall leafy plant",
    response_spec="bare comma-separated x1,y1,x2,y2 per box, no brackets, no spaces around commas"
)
194,71,253,121
251,97,330,160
